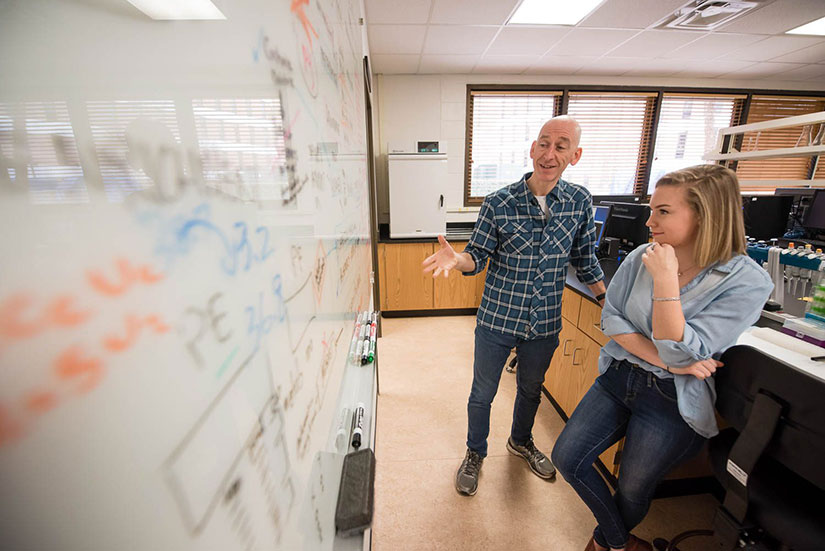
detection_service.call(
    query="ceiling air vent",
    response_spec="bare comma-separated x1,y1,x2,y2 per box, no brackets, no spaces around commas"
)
654,0,775,31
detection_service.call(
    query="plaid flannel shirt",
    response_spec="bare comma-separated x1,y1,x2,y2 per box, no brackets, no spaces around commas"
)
463,173,603,339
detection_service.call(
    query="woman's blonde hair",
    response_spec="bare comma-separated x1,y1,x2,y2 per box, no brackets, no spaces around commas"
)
655,164,746,267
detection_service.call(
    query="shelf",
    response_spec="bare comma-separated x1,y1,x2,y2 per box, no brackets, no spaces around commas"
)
716,111,825,136
705,144,825,161
704,110,825,170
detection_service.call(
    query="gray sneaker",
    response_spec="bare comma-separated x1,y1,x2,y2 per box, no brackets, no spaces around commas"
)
506,437,556,480
455,448,483,496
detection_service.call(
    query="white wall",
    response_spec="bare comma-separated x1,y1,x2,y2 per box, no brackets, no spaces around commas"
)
373,73,825,224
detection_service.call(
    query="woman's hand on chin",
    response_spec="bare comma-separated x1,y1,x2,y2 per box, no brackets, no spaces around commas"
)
641,241,679,281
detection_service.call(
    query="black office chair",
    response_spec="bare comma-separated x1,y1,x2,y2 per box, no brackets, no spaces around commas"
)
654,345,825,551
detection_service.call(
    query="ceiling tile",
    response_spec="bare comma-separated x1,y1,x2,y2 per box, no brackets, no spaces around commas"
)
607,30,701,58
769,42,825,64
368,25,427,55
669,59,755,78
473,55,537,74
579,0,688,29
719,0,825,35
723,35,824,62
621,58,684,77
524,55,598,75
775,64,825,81
370,54,421,74
364,0,433,25
419,54,478,73
719,61,803,78
429,0,519,25
665,33,769,60
423,25,499,55
485,26,570,56
575,57,644,76
548,28,639,56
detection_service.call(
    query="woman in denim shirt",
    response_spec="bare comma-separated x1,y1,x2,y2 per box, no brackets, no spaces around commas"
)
552,165,773,551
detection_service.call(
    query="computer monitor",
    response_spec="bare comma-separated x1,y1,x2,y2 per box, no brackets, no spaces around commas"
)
593,204,612,246
803,189,825,232
600,202,651,251
775,188,816,199
774,188,816,239
741,195,793,240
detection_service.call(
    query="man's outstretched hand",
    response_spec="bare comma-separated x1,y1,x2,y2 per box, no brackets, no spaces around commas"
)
422,235,460,278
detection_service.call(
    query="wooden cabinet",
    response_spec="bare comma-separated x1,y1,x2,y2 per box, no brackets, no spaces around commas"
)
561,287,582,323
378,242,434,310
433,241,477,308
578,298,609,347
544,316,577,413
543,288,623,477
565,326,600,417
378,241,486,311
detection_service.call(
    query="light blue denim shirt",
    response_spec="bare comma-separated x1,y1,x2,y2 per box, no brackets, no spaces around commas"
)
599,243,774,438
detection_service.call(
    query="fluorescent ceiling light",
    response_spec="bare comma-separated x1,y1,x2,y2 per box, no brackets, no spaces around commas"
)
786,15,825,36
126,0,226,20
508,0,604,26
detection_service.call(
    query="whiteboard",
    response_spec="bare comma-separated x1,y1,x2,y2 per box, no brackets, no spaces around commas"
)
0,0,374,549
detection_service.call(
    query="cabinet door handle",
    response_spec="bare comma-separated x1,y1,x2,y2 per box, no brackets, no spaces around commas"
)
572,347,582,366
563,339,572,355
593,323,603,332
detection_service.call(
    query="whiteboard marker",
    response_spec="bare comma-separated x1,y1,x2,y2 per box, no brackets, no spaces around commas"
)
360,336,370,365
367,318,377,363
368,335,376,363
335,407,351,452
351,403,365,449
348,328,359,362
349,312,363,362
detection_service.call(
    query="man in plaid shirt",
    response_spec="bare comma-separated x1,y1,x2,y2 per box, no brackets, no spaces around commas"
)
423,116,606,496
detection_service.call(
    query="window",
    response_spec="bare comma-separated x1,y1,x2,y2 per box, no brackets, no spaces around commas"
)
463,87,825,205
675,132,687,159
0,101,87,204
563,92,656,196
87,100,181,203
193,98,286,201
735,95,825,191
465,91,559,203
648,94,744,192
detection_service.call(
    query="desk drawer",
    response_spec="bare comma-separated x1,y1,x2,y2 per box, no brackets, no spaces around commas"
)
561,287,582,324
578,298,609,347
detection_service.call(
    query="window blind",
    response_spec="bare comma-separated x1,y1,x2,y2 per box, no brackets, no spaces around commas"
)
192,98,286,201
465,91,559,203
0,101,87,204
648,93,744,193
563,92,657,196
87,100,181,203
735,95,825,191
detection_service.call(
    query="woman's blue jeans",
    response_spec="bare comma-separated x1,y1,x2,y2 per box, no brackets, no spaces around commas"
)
551,359,706,549
466,325,559,458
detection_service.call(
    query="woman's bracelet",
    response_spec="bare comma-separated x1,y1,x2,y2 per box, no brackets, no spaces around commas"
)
652,296,680,302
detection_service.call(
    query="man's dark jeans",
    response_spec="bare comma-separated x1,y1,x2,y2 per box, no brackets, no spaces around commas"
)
466,325,559,457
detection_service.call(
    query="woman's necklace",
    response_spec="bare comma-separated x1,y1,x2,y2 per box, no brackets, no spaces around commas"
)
678,264,697,277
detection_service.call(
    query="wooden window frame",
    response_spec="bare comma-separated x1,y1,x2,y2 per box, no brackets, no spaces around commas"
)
463,85,825,206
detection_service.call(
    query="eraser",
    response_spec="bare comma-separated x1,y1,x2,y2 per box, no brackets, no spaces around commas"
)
335,448,375,536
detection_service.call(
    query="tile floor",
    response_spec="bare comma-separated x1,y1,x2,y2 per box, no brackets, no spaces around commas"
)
372,315,718,551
